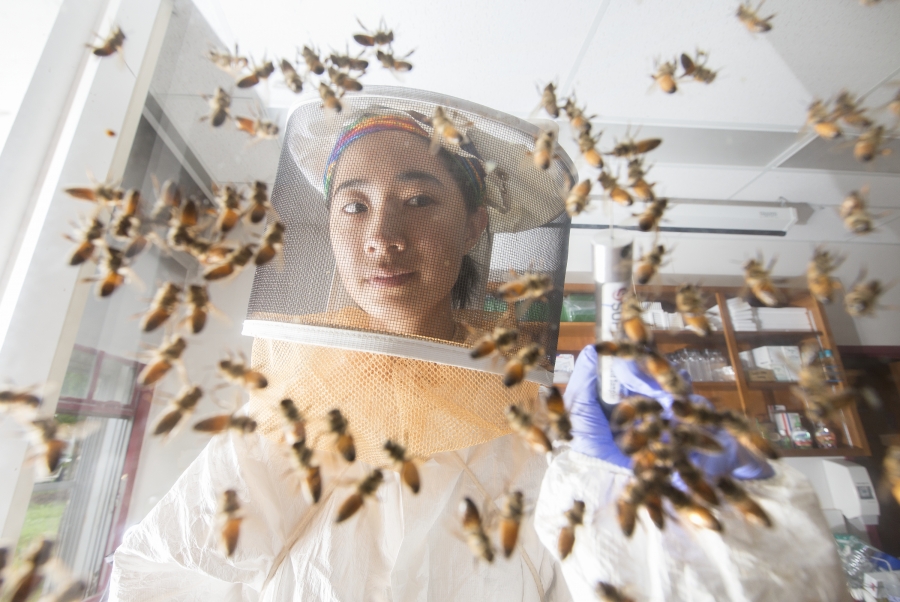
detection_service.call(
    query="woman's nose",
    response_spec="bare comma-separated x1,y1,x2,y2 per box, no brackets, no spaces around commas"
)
365,205,406,255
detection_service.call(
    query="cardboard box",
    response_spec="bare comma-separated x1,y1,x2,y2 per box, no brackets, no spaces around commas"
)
751,346,801,381
863,570,900,601
747,368,776,382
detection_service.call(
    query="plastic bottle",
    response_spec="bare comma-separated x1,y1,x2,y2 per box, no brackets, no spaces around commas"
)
814,423,837,449
818,349,842,385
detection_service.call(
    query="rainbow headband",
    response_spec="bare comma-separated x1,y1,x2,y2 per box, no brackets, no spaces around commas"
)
323,114,486,206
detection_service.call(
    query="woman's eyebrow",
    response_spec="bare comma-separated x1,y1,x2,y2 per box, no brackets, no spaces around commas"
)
397,171,443,187
334,177,368,193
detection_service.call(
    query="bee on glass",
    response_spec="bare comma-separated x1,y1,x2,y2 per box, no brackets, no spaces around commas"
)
558,500,585,560
460,497,494,563
384,439,420,494
505,405,552,452
336,469,383,523
88,25,125,57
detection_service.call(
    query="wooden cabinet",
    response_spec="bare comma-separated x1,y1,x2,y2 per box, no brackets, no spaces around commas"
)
557,283,870,458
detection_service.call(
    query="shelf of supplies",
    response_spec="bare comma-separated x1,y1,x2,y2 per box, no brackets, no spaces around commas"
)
558,322,726,344
732,330,822,343
692,381,738,390
780,447,867,458
746,381,797,390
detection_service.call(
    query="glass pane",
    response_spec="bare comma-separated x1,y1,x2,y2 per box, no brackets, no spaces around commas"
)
93,358,136,405
60,347,97,400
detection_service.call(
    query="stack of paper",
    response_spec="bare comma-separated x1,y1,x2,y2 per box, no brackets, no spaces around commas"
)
713,298,758,331
756,307,815,331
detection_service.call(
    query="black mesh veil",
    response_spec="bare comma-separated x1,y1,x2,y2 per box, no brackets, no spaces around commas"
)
244,86,575,385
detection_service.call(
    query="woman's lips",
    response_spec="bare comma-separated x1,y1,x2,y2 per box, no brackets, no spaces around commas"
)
367,271,415,288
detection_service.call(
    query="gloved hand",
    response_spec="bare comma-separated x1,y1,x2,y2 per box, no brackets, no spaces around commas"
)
612,358,774,481
563,345,632,468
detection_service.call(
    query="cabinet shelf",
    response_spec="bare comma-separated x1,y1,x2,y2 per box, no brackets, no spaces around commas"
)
558,283,870,456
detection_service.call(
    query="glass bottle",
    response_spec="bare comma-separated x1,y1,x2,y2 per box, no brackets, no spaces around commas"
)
818,349,842,385
814,422,837,449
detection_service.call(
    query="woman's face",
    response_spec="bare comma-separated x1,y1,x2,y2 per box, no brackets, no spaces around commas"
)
329,130,488,338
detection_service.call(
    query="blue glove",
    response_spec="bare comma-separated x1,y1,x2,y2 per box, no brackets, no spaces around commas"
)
612,358,774,481
563,345,632,468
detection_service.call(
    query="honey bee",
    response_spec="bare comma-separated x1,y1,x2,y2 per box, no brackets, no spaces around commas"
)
279,398,307,445
673,457,719,507
328,66,363,92
219,490,243,557
717,476,772,527
806,99,842,140
105,129,116,137
6,537,54,602
596,582,635,602
854,125,892,163
807,247,845,304
255,222,285,266
543,386,573,441
279,58,304,94
384,440,420,494
235,115,279,140
291,441,322,504
634,244,669,285
353,18,394,47
208,44,248,73
565,179,592,217
336,469,383,523
660,483,722,531
607,136,662,159
329,48,369,72
301,45,326,75
597,170,633,206
430,106,468,154
635,198,667,232
617,417,663,454
832,90,873,129
218,355,268,390
151,178,182,218
495,270,553,304
469,326,518,359
327,409,356,462
577,129,604,169
66,217,105,266
503,344,545,388
558,500,585,560
884,446,900,506
193,412,257,436
141,282,181,332
0,386,42,407
627,158,655,202
537,82,560,118
593,339,646,359
212,183,243,235
460,497,494,563
737,1,775,33
620,292,652,345
844,274,891,318
245,181,272,224
88,247,133,298
839,187,875,234
529,129,558,170
152,385,203,437
505,404,552,452
236,58,275,89
680,50,718,84
200,87,231,127
88,25,125,57
203,244,256,281
111,190,147,258
561,96,594,135
184,284,214,334
675,283,711,336
319,82,342,113
651,58,678,94
643,351,690,398
719,410,780,460
742,255,782,307
610,395,664,428
617,480,644,536
64,176,124,207
30,419,72,474
671,424,724,454
499,491,524,558
139,335,186,385
375,49,414,73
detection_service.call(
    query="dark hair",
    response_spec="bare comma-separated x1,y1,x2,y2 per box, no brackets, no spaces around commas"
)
436,147,482,310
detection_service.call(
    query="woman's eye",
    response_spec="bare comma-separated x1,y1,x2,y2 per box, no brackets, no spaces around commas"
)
341,201,368,214
406,195,434,207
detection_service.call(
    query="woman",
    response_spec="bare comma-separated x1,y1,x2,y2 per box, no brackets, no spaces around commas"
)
110,87,844,601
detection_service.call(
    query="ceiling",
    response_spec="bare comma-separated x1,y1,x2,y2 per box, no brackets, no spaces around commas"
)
179,0,900,213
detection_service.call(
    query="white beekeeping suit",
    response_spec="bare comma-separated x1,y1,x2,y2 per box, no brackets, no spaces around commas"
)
110,86,847,601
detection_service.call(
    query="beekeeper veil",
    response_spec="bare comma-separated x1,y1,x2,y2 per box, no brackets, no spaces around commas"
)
244,86,575,463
